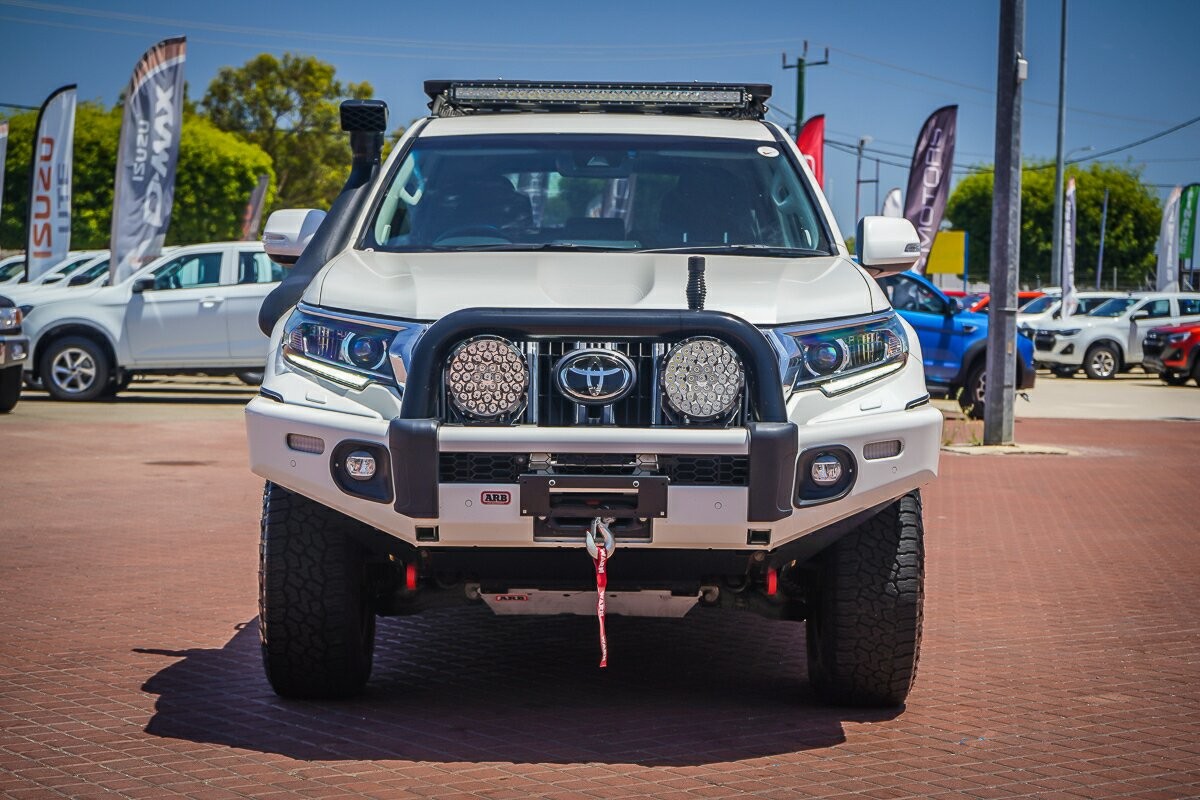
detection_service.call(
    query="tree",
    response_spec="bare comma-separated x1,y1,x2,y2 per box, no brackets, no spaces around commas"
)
1,102,274,250
201,53,372,212
944,162,1162,288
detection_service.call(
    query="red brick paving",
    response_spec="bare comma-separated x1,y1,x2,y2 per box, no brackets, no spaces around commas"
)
1,409,1199,798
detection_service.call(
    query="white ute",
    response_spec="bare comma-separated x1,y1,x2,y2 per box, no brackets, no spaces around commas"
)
246,82,942,706
21,241,280,400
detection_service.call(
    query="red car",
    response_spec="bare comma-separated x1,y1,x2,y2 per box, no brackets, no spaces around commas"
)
967,291,1045,313
1142,322,1200,386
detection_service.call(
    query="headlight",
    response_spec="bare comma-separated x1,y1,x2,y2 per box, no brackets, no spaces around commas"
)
282,308,420,390
767,312,909,397
1167,332,1190,344
17,304,34,318
445,336,528,420
0,307,21,333
1057,328,1082,337
661,337,744,422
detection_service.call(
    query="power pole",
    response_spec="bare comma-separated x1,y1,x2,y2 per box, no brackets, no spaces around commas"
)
1095,187,1109,289
984,0,1027,446
854,137,875,222
1050,0,1068,286
781,43,829,136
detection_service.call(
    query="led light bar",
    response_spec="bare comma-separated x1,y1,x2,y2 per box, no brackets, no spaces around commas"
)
425,80,771,119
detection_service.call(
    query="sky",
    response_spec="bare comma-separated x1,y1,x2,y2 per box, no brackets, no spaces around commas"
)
1,0,1198,244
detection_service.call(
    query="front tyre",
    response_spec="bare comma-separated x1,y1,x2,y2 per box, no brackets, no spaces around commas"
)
1161,372,1190,387
40,336,111,401
958,363,986,420
0,367,21,413
806,491,925,707
1083,343,1119,379
259,481,375,698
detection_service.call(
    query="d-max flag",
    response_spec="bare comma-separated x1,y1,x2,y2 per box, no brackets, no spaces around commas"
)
881,187,903,217
240,174,270,240
1156,185,1182,291
111,36,187,283
25,84,76,281
796,115,825,188
1062,177,1078,317
902,105,958,275
0,122,8,227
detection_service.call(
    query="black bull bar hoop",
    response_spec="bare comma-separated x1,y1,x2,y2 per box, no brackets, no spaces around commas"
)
390,308,798,523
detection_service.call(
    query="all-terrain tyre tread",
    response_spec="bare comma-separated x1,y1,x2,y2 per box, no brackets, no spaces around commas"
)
259,481,375,699
807,490,924,707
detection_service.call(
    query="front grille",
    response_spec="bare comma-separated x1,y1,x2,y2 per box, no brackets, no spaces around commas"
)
1142,334,1164,358
438,452,750,486
1034,331,1056,351
530,339,662,427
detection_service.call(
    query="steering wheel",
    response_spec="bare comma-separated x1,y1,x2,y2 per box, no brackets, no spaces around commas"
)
433,225,511,244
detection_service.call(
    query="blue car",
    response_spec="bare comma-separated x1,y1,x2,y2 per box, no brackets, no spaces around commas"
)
877,272,1035,418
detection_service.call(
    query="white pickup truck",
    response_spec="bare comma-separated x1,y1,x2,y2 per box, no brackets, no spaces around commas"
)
20,241,280,400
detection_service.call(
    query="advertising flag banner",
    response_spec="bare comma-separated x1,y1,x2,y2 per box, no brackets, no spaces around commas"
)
796,115,825,188
1062,177,1078,317
881,187,903,217
111,36,187,283
25,85,76,281
0,122,8,228
1178,183,1199,285
902,105,958,275
1156,185,1182,291
240,174,270,240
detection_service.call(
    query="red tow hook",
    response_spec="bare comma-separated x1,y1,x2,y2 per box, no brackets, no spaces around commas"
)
766,567,778,596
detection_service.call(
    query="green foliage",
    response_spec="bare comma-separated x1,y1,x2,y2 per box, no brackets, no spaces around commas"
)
1,102,273,249
201,52,372,212
945,162,1162,288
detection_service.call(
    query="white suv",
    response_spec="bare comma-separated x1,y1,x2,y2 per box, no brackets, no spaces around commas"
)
21,241,280,400
246,82,942,706
1034,292,1200,378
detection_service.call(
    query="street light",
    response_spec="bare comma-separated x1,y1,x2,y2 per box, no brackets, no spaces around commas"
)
854,135,873,223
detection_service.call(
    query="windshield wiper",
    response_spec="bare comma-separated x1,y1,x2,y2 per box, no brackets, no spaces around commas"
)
640,244,828,257
432,242,631,252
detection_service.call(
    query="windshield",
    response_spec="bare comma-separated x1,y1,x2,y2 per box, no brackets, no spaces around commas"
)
1021,295,1059,314
1076,296,1112,315
364,133,832,255
0,261,24,281
1089,298,1138,317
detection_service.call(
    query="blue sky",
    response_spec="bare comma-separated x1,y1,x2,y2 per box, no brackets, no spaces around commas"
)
1,0,1197,238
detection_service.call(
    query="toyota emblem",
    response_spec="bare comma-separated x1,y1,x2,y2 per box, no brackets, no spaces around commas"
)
554,349,636,405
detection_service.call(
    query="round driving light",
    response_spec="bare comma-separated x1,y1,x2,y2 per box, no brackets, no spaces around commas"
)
805,342,844,375
345,450,376,481
661,337,744,421
346,334,388,371
446,336,528,419
810,454,844,486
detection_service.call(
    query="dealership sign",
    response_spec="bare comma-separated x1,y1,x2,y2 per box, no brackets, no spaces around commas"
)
25,85,76,281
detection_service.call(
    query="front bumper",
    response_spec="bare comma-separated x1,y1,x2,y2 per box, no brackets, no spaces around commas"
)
0,335,29,370
245,393,940,552
1033,332,1084,366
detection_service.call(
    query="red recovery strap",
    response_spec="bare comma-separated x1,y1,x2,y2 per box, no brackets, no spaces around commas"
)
593,544,608,668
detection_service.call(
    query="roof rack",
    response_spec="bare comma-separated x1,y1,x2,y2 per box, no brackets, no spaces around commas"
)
424,80,771,120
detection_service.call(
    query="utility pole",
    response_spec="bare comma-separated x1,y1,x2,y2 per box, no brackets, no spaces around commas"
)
781,43,829,136
855,137,876,222
1050,0,1068,286
984,0,1027,446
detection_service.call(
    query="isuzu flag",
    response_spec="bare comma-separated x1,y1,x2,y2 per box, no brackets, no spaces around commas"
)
796,115,825,188
0,122,8,227
902,105,958,275
1062,177,1078,317
240,174,270,240
1156,185,1181,291
25,85,76,281
111,36,187,283
881,187,903,217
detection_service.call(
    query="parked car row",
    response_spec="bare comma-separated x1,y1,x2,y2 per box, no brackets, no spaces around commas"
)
13,242,280,401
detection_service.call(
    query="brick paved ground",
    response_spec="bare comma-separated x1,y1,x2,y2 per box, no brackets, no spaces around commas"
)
1,403,1198,799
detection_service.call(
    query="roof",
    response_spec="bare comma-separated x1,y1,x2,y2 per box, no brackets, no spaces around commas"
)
418,112,777,141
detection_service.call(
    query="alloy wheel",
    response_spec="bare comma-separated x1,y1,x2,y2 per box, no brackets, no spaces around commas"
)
50,347,98,395
1089,349,1116,378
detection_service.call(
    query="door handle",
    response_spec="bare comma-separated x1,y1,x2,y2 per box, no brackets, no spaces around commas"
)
200,296,224,309
962,324,978,334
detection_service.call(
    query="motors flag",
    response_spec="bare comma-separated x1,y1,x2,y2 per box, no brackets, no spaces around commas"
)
902,105,958,275
796,115,825,188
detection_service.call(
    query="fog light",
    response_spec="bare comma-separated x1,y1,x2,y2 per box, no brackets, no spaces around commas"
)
811,454,844,486
286,433,325,454
345,450,376,480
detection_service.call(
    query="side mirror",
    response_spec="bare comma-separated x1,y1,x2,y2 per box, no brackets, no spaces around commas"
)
67,275,90,287
946,296,963,315
263,208,327,266
856,216,921,276
131,277,155,294
43,275,64,285
1130,310,1149,321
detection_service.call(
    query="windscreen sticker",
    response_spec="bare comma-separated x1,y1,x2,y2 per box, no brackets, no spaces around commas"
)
757,146,780,158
